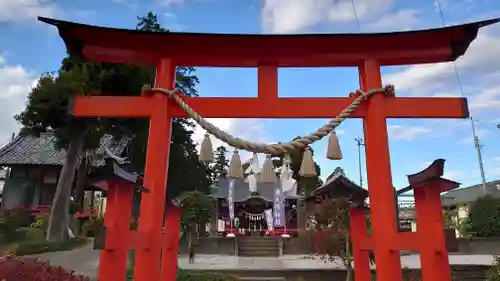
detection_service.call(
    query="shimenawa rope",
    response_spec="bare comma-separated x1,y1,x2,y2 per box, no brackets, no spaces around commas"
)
141,85,395,156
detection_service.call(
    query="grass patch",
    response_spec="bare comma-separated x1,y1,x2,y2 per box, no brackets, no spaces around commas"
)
126,268,238,281
1,228,89,256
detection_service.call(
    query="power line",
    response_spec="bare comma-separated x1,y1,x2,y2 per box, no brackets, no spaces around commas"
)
354,137,364,188
435,0,487,194
350,0,361,31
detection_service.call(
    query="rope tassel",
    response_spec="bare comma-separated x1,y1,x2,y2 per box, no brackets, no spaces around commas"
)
326,130,343,160
228,149,244,179
299,147,317,177
260,155,277,183
199,133,213,162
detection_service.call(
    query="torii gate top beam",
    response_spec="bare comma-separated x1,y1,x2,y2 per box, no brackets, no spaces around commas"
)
38,17,499,67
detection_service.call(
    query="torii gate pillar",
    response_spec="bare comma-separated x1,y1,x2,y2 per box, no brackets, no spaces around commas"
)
359,59,403,281
38,16,500,281
407,159,460,281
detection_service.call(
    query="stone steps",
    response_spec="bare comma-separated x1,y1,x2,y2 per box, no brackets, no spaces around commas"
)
237,237,280,257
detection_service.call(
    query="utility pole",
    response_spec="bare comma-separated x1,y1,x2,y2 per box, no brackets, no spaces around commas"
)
471,118,487,194
354,137,364,188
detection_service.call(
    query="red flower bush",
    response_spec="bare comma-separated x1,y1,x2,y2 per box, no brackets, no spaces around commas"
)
0,253,91,281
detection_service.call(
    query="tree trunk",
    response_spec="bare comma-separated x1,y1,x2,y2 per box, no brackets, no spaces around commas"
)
74,157,88,210
46,129,88,242
344,234,354,281
345,265,354,281
73,158,89,236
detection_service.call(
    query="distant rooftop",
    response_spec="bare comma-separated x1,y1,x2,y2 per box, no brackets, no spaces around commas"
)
441,180,500,206
0,132,129,166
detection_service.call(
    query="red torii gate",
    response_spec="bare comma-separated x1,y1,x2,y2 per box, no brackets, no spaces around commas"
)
39,17,499,281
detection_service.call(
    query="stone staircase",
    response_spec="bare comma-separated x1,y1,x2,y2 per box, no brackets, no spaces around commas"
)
237,236,280,257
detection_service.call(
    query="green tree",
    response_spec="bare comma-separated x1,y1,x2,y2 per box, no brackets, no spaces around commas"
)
212,145,229,180
311,197,374,281
333,167,345,175
180,191,214,247
467,195,500,237
443,209,458,229
15,12,208,241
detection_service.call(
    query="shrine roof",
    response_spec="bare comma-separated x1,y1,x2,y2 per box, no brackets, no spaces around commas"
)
0,132,128,166
212,178,301,202
307,172,368,203
39,17,500,67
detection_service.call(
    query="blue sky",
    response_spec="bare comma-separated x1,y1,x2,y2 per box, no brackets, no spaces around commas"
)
1,0,500,191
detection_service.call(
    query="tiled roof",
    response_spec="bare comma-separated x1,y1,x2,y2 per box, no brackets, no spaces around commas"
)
0,132,129,166
441,180,500,206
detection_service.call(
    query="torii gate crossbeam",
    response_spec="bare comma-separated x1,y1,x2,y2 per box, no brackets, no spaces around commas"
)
39,16,499,281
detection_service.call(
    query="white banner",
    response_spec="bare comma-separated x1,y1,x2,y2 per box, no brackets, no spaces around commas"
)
264,209,274,231
228,178,235,220
273,185,285,227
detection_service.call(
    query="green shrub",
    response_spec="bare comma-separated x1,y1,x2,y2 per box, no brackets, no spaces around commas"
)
177,269,238,281
81,218,104,237
467,195,500,237
30,214,49,233
487,255,500,281
24,227,46,242
11,237,88,256
0,215,20,242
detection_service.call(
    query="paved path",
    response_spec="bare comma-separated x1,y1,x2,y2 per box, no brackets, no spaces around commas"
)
28,243,496,280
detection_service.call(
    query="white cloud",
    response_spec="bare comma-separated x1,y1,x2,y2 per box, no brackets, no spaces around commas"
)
0,55,38,142
384,24,500,113
457,128,489,146
0,0,60,22
388,125,431,141
157,0,184,6
109,0,138,9
260,0,419,33
443,170,463,181
368,9,420,32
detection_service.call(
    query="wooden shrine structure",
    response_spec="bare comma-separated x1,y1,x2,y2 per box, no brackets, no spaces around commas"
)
39,16,500,281
396,159,460,281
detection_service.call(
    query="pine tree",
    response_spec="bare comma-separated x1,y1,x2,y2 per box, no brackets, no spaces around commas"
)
213,146,229,180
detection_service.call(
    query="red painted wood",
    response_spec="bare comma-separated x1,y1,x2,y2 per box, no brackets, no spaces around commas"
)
160,205,182,281
349,208,371,281
97,181,133,281
133,58,176,281
414,182,452,281
39,17,499,67
39,16,499,281
360,59,403,281
72,95,468,119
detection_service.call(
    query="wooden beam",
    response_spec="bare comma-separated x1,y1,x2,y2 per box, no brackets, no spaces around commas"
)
72,96,367,118
72,95,468,119
71,96,155,117
171,97,368,118
258,65,278,102
386,97,469,118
